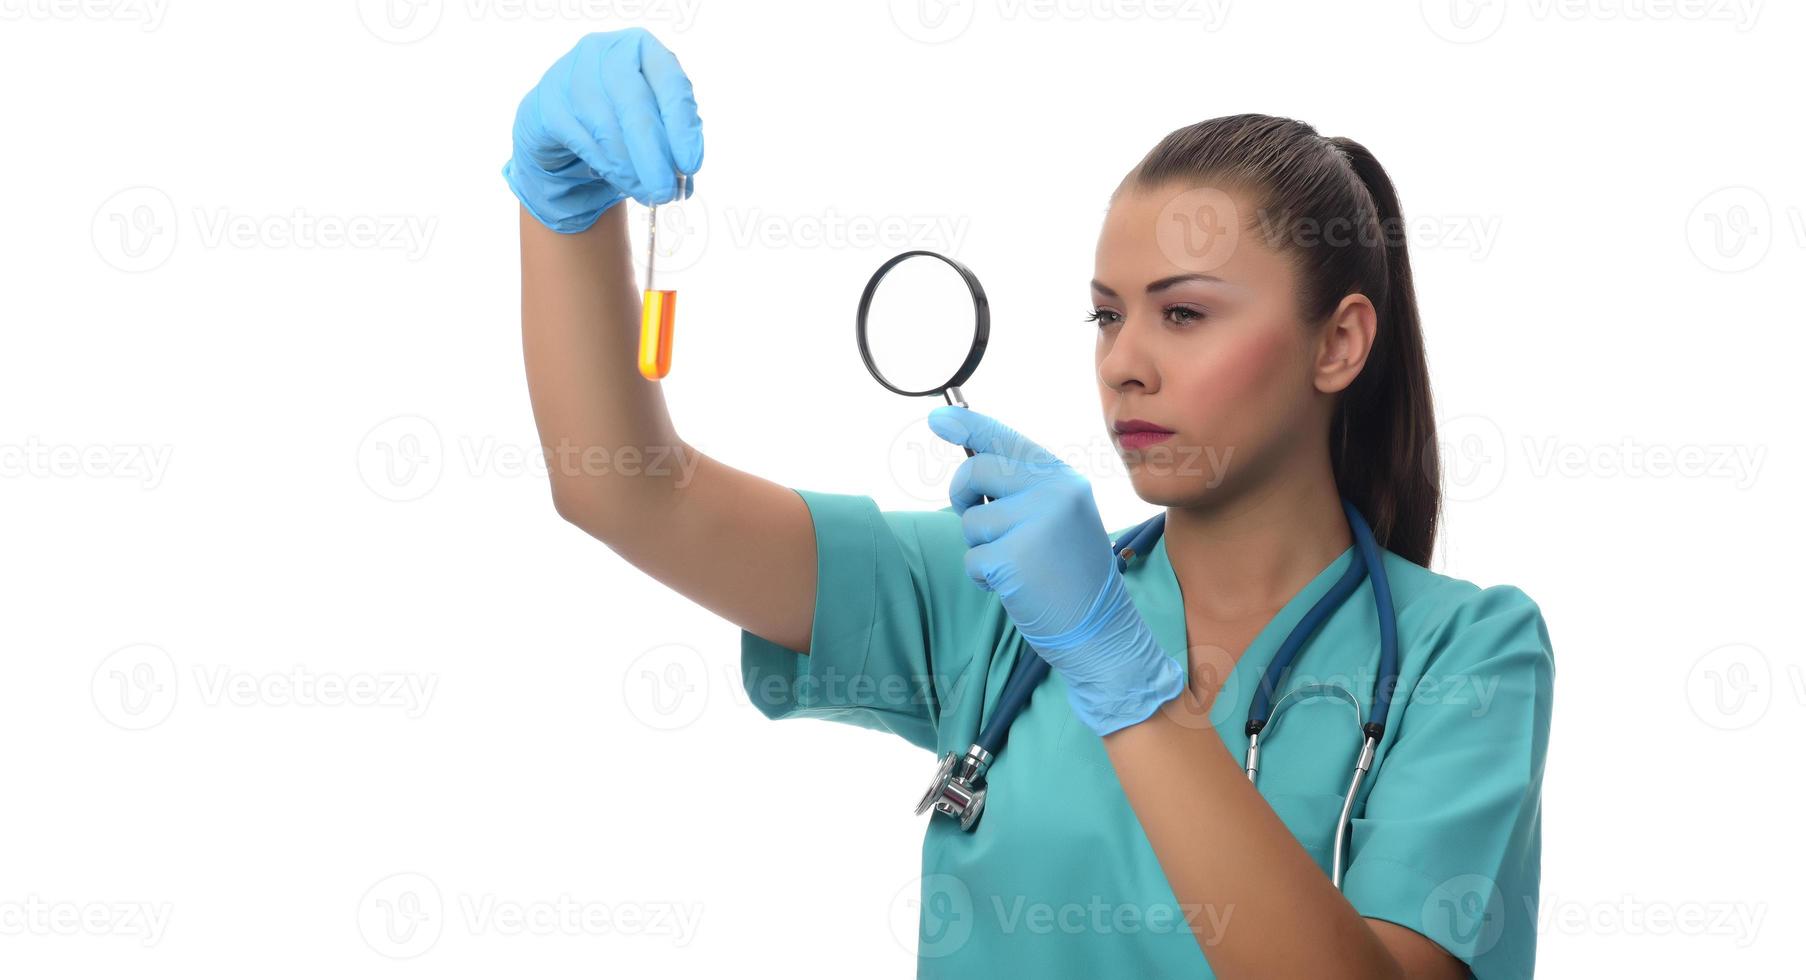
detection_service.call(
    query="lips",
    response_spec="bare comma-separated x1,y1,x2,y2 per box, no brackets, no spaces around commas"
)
1112,419,1174,435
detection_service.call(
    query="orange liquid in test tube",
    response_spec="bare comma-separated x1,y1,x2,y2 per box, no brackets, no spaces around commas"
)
637,171,686,381
639,288,676,380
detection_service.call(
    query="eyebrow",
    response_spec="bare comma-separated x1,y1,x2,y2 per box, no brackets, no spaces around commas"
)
1090,273,1230,298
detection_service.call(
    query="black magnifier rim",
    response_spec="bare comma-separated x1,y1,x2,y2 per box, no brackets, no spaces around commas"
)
855,249,990,398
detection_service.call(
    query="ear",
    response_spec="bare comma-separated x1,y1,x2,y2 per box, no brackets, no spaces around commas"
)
1313,293,1378,396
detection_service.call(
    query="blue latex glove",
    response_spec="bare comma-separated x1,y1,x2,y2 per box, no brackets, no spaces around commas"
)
927,405,1186,737
502,28,704,233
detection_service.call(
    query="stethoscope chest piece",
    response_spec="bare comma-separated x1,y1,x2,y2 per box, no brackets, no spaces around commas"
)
915,746,991,831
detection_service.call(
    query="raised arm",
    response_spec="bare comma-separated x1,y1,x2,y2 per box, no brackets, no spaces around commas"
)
508,29,817,654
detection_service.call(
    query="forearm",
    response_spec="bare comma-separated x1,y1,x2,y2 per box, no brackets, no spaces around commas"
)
519,201,687,534
1102,688,1403,979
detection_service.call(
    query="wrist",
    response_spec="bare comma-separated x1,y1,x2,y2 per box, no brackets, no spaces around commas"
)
1043,577,1186,737
1064,631,1185,737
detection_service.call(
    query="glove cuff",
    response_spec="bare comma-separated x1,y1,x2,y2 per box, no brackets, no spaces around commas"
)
501,158,626,235
1035,573,1187,738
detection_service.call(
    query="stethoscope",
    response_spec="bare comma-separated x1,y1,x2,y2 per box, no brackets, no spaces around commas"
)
852,249,1400,889
913,498,1400,890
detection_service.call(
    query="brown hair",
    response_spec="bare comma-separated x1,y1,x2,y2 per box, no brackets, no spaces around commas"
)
1118,113,1441,566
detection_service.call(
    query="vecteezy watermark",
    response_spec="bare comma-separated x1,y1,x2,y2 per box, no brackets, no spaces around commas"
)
92,643,439,731
357,0,703,44
735,660,951,725
1683,642,1780,731
0,0,170,29
888,0,1233,45
358,873,444,958
618,198,972,277
356,417,709,503
1681,185,1806,273
357,415,444,503
888,415,1233,505
1153,182,1505,270
721,206,971,254
0,896,173,946
1252,209,1505,261
0,438,174,490
92,186,438,273
357,872,702,959
1421,873,1506,956
622,642,711,732
889,871,1233,959
1421,0,1762,44
1433,414,1765,503
1532,893,1767,947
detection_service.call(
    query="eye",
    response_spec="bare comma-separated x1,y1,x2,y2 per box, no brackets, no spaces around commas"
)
1084,306,1209,329
1083,307,1121,329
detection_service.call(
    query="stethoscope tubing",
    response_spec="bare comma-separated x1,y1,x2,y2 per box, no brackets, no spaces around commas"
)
975,500,1399,759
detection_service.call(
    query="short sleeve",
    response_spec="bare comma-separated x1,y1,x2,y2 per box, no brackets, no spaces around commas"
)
1341,584,1555,980
739,488,989,753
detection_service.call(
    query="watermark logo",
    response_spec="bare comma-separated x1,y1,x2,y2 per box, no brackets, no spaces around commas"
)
1684,642,1770,731
1,439,174,490
1430,414,1764,501
358,415,445,503
889,0,980,43
358,872,444,959
1421,0,1508,42
92,186,438,272
892,872,975,959
357,872,702,956
0,0,169,29
1436,414,1509,504
889,0,1232,44
92,644,439,730
0,896,173,946
622,642,710,731
357,0,443,43
357,0,703,44
1422,873,1505,956
1424,0,1761,43
92,186,177,274
1154,185,1242,274
1685,185,1770,273
92,643,179,731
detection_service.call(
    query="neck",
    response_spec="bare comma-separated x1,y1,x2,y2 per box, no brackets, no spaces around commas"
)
1162,454,1351,623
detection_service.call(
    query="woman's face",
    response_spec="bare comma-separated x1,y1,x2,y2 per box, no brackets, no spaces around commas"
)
1092,181,1338,506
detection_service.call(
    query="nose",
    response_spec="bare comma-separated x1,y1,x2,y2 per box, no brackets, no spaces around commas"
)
1097,309,1159,395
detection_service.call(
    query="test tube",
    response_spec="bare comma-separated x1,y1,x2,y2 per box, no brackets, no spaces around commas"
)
638,171,685,381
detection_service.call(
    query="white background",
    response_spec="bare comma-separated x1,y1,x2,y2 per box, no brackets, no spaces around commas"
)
3,0,1801,976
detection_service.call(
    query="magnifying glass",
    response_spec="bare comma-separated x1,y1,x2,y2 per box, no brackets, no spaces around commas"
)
856,249,992,505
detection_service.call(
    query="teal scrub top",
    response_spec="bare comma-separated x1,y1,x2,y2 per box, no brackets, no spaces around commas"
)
740,489,1555,980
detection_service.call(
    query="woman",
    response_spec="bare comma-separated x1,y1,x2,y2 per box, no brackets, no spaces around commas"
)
504,28,1553,980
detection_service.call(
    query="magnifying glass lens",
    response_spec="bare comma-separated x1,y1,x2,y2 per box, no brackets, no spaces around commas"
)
861,255,982,395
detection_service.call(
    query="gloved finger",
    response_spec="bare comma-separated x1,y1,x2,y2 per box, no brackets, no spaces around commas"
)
947,450,1054,514
603,35,681,204
635,31,704,176
962,540,1009,593
928,405,1061,467
547,62,646,202
957,492,1032,548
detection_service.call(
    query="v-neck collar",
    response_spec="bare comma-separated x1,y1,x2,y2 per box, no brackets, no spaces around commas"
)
1125,521,1361,732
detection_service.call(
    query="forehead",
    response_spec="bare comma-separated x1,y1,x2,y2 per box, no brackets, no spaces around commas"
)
1094,181,1288,291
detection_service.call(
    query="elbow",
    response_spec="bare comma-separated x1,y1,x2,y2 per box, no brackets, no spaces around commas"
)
548,479,603,533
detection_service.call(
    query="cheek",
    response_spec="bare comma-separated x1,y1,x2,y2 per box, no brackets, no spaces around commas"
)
1177,325,1299,429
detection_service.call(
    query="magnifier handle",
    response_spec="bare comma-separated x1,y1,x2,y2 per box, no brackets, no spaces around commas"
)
960,446,992,506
